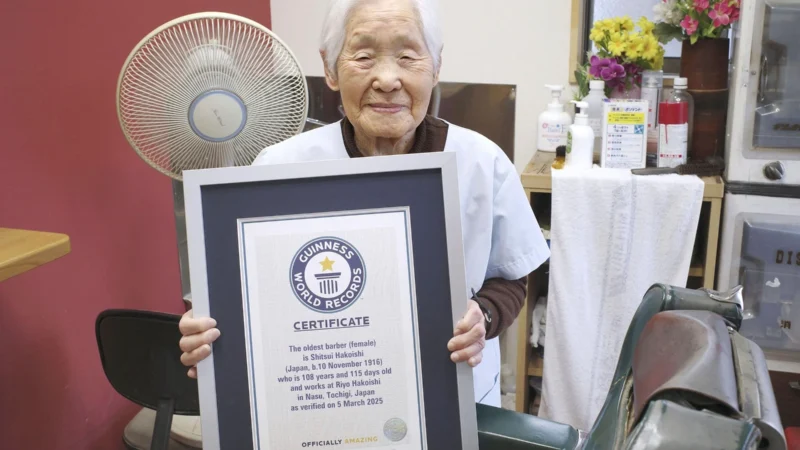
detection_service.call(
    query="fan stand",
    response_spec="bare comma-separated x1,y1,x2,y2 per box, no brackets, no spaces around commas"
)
123,407,202,449
119,183,197,449
123,120,327,450
116,12,312,449
118,180,195,450
173,180,193,308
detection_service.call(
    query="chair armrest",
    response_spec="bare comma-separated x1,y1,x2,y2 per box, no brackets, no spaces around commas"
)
476,403,580,450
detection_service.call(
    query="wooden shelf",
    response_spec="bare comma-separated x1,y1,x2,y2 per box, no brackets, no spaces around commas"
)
689,264,704,278
514,151,725,414
0,228,70,282
527,352,544,377
521,152,725,200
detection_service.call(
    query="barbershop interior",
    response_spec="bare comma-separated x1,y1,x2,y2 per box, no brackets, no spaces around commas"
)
3,0,800,449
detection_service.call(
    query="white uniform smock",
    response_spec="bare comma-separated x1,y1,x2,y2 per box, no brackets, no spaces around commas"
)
252,119,550,406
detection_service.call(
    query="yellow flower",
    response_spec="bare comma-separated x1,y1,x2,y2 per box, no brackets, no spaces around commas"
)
638,17,655,34
598,19,615,33
651,47,665,70
641,35,660,61
607,33,627,57
626,31,642,44
624,32,645,58
626,43,642,59
590,25,606,44
619,15,635,32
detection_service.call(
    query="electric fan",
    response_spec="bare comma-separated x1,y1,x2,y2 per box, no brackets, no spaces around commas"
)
117,11,309,303
115,13,308,449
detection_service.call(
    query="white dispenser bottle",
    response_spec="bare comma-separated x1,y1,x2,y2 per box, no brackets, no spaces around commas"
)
581,80,607,162
537,85,571,152
566,101,595,170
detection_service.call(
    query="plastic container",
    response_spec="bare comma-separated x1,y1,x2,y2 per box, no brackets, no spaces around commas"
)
582,80,607,163
641,71,663,166
566,101,594,170
657,77,694,168
537,85,571,152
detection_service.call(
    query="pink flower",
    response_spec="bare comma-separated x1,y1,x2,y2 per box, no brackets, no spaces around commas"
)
709,2,734,27
730,3,741,21
694,0,709,12
681,15,700,35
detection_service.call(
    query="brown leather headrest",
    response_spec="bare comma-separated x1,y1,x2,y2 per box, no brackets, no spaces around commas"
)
631,310,740,423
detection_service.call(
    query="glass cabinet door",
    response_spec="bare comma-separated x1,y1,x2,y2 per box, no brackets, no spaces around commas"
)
746,0,800,159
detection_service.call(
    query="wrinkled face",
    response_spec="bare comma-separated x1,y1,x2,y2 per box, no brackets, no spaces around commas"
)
325,0,439,141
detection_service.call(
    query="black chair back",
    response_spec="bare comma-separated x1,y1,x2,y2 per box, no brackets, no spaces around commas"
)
96,309,199,450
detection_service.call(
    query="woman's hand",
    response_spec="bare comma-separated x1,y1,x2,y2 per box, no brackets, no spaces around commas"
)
448,300,486,367
179,309,221,378
179,301,485,377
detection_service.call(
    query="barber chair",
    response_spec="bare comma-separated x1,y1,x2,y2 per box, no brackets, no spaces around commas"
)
98,284,788,449
478,284,787,450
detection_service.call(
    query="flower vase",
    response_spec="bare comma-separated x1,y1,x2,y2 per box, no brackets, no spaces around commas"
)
680,38,730,162
609,84,642,100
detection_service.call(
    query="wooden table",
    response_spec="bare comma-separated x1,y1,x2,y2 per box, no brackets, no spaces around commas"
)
0,228,71,282
514,152,725,413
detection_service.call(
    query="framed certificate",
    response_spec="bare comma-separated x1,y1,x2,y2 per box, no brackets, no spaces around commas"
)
183,152,478,450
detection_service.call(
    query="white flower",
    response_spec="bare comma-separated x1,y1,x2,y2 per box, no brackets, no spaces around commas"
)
654,0,683,25
653,3,668,22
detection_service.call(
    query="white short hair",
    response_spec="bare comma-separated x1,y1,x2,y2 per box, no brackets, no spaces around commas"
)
319,0,443,77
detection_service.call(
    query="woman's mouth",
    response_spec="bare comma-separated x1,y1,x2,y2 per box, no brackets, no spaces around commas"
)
369,103,405,114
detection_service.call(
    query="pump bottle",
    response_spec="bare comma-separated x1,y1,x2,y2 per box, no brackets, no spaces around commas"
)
537,85,571,152
581,80,607,162
566,101,595,170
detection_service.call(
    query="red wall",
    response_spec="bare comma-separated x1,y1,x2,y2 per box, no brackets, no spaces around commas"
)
0,1,270,448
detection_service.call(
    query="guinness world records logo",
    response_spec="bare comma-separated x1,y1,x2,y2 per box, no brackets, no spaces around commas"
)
290,237,366,313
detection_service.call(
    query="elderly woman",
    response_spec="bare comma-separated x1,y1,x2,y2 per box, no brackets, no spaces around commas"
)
179,0,549,407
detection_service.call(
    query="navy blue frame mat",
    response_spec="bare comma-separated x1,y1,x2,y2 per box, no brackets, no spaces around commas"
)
200,168,463,449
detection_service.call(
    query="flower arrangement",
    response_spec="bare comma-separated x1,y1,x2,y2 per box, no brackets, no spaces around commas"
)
653,0,741,44
574,16,665,99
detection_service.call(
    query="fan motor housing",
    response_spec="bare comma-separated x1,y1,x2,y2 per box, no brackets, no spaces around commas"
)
188,90,248,142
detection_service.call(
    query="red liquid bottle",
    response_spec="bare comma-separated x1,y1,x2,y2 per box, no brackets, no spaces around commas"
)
657,77,693,168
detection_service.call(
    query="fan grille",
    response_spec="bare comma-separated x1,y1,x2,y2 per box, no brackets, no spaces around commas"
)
117,13,308,180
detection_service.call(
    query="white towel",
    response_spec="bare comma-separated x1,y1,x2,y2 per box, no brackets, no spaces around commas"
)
530,296,547,348
538,168,704,432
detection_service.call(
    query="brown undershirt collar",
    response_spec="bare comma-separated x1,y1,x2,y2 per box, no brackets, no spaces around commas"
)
340,114,526,339
340,115,449,157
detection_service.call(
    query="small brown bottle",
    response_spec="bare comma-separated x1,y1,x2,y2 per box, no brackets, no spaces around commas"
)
552,145,566,170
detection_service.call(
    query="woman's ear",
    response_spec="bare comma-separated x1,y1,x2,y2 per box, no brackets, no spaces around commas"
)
321,51,340,91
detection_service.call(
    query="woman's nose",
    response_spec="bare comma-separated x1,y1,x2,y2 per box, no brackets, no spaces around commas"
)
372,59,402,92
